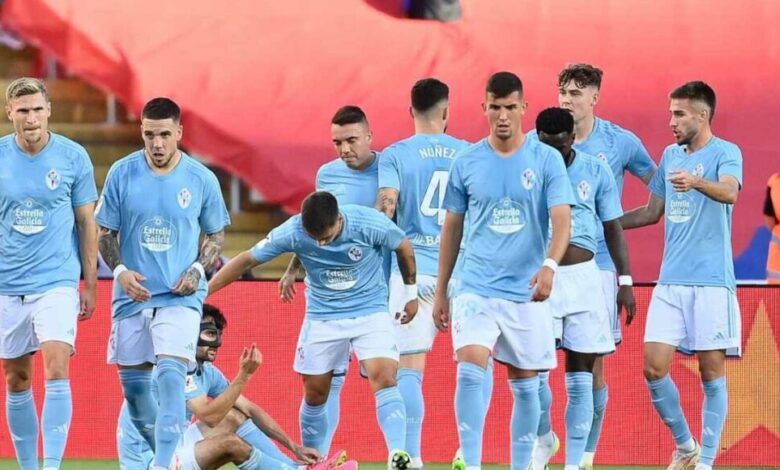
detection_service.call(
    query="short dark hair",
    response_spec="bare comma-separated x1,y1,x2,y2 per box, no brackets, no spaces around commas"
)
411,78,449,113
669,81,716,121
558,63,603,90
536,107,574,135
331,105,368,126
486,72,523,98
142,97,181,122
202,304,227,330
301,191,339,236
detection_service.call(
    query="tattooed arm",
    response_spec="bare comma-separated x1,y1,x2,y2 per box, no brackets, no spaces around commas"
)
376,188,399,219
172,231,225,296
99,226,151,302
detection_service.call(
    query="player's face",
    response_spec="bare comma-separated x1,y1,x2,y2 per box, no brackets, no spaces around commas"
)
331,123,373,170
196,322,220,362
483,91,526,141
558,81,598,124
142,118,182,169
538,130,575,158
669,98,707,146
6,92,51,146
307,215,344,246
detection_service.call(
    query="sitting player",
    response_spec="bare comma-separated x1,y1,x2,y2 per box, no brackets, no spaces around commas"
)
116,304,356,470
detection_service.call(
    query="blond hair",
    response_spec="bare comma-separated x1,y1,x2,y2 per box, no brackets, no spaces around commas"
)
6,77,49,104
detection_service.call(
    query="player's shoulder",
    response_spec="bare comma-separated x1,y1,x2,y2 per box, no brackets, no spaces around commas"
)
710,136,742,158
180,153,220,181
596,117,645,147
578,150,610,170
317,158,345,176
455,138,489,160
106,149,145,176
49,132,90,158
273,215,302,237
0,133,15,154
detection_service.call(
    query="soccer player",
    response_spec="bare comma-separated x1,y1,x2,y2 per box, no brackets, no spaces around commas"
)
0,77,98,470
279,105,381,453
621,81,741,470
376,78,492,469
432,72,575,470
97,97,231,470
537,64,658,469
117,304,354,470
534,107,636,470
210,191,419,469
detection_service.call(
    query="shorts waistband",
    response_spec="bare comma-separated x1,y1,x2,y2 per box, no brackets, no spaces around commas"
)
556,258,598,275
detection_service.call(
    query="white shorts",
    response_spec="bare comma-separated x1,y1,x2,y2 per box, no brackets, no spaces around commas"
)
389,273,438,354
294,312,400,376
451,293,556,370
0,287,80,359
175,422,204,470
549,260,615,355
645,284,741,356
107,306,201,369
600,270,622,344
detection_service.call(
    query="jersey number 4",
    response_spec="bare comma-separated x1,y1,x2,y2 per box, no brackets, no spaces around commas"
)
420,170,448,225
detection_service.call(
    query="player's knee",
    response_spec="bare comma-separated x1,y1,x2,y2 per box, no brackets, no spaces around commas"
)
41,342,71,380
643,362,668,381
224,408,248,430
3,366,32,392
368,370,397,391
221,433,251,461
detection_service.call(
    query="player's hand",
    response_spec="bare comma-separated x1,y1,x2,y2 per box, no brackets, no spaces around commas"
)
530,266,555,301
396,299,418,325
278,272,297,303
291,444,320,464
668,169,700,192
432,292,450,332
79,284,97,321
238,343,262,377
172,266,201,296
117,270,152,302
617,285,636,325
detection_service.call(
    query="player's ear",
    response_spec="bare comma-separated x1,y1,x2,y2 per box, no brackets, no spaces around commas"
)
592,90,600,107
5,105,11,121
408,106,414,119
177,124,183,142
442,106,448,122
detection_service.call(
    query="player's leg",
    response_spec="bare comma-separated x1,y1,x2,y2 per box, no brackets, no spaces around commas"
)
109,310,157,449
32,287,80,470
116,402,154,470
450,293,501,470
300,372,335,454
150,306,201,469
230,411,300,467
696,350,727,470
563,351,598,470
1,295,39,470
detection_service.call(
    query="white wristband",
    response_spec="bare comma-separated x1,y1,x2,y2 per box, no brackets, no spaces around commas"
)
542,258,558,272
191,262,206,279
113,264,128,280
618,275,633,287
403,284,418,303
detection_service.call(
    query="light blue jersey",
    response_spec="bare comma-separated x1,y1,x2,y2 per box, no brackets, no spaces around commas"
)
251,205,405,320
648,137,742,290
443,138,575,302
562,151,623,254
0,133,97,295
95,151,230,320
379,133,470,276
316,153,379,207
154,361,229,422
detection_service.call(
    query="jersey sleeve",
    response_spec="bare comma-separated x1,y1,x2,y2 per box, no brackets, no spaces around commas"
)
71,150,98,207
717,144,743,188
595,163,624,222
94,163,122,231
648,150,668,199
208,367,230,397
184,374,207,401
442,157,468,214
315,165,330,192
544,153,576,208
624,132,657,179
364,211,406,250
378,147,401,191
199,171,231,234
250,219,295,263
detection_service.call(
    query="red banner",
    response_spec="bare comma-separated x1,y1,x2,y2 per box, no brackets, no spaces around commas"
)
0,282,778,466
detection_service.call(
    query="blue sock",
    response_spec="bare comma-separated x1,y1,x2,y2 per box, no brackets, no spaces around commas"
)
456,362,486,467
483,358,494,412
647,375,693,446
397,368,424,459
322,374,345,454
6,389,39,470
537,371,553,436
375,386,407,452
42,379,72,469
237,447,297,470
119,369,157,450
585,385,608,452
701,377,727,466
236,420,297,466
300,401,328,453
509,376,540,470
564,372,593,466
153,358,187,467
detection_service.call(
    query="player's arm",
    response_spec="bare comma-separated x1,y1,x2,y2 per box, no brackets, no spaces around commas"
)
432,211,464,331
376,187,399,218
394,237,418,324
530,204,571,301
279,255,304,303
620,194,665,229
603,220,636,324
172,230,225,296
98,225,151,302
74,202,98,320
208,250,260,295
640,170,656,185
